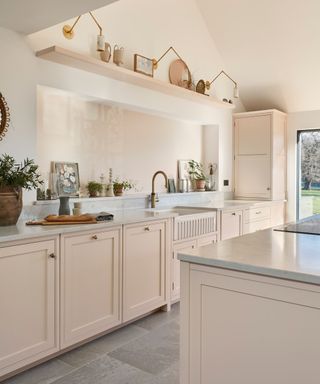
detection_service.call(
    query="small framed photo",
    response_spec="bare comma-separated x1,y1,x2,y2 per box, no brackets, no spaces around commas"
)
53,162,80,197
134,54,154,77
178,159,191,180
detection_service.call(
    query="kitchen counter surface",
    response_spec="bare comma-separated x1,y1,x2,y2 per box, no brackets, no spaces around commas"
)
178,228,320,285
0,199,285,244
179,199,284,210
0,209,178,244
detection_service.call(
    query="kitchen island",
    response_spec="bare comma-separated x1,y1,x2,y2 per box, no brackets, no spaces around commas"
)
178,229,320,384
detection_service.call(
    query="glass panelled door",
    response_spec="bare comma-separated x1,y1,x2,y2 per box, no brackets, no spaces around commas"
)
297,130,320,219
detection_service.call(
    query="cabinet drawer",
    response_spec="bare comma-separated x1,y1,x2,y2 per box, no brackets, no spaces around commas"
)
243,218,270,234
197,234,217,247
245,206,271,223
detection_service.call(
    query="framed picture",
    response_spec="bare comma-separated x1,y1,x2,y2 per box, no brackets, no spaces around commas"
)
178,159,191,180
134,54,154,77
53,162,80,197
178,159,194,192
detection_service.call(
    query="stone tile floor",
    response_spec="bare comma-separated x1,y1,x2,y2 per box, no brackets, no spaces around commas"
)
3,303,180,384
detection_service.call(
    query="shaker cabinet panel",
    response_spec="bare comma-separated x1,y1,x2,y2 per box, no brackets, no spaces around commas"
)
235,115,271,155
221,210,243,241
123,221,167,322
0,239,58,377
61,228,121,348
235,155,271,199
172,240,197,302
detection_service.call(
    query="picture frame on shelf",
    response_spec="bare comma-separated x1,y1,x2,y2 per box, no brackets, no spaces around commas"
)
178,159,193,192
134,54,154,77
53,161,80,197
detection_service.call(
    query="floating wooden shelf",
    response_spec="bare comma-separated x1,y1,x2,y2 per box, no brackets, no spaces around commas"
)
36,46,234,110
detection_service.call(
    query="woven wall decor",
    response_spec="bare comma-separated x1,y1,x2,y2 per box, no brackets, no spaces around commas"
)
0,93,10,141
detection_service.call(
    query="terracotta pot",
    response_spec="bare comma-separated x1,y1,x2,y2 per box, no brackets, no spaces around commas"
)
195,179,206,191
114,186,124,196
0,187,22,226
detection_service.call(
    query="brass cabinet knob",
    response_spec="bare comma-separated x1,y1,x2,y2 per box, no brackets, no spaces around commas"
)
231,212,236,216
144,227,150,231
92,235,98,240
49,253,56,259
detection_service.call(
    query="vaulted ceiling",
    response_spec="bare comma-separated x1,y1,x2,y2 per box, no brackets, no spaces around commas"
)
0,0,117,34
1,0,319,113
196,0,320,113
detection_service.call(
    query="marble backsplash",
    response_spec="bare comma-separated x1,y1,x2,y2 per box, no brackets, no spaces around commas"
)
21,191,231,221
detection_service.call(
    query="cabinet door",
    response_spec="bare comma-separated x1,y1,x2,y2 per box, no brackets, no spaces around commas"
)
172,240,197,302
0,239,58,376
123,221,167,322
234,115,271,155
61,229,121,348
235,155,271,198
221,211,243,241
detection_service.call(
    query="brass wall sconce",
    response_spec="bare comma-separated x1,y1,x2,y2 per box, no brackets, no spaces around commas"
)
62,11,105,52
152,46,192,89
196,70,239,98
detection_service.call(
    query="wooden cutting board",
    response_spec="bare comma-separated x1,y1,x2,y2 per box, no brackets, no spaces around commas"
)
26,220,97,226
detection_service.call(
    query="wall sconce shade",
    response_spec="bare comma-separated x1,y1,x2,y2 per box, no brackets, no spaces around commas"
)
62,12,105,52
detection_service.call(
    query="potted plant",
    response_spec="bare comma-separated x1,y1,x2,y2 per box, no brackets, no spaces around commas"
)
0,154,42,226
113,178,135,196
188,160,207,191
87,181,103,197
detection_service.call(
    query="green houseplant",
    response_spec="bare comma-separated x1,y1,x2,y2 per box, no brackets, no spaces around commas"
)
113,178,135,196
188,160,207,191
0,154,42,226
87,181,103,197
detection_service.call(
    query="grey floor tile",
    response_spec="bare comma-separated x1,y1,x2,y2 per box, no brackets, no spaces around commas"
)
109,320,180,375
58,324,148,368
153,361,180,384
51,354,156,384
134,302,180,331
5,304,180,384
58,344,102,369
2,359,74,384
87,324,149,355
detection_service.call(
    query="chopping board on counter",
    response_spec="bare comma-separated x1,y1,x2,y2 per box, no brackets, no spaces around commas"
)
26,214,97,226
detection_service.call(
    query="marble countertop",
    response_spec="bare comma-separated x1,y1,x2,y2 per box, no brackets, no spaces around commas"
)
0,209,178,244
178,229,320,285
0,199,285,244
177,199,284,210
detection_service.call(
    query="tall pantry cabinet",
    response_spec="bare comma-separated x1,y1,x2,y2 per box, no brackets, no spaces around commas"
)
233,109,287,200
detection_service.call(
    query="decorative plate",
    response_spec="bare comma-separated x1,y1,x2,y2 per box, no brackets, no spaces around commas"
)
0,93,10,141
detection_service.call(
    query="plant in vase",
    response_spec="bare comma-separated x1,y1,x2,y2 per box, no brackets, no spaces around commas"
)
0,154,42,226
188,160,207,191
87,181,103,197
113,178,135,196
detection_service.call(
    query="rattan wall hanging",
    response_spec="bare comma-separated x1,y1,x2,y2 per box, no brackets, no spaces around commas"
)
0,93,10,141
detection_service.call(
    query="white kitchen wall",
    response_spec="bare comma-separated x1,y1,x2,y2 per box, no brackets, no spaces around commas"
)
0,27,38,203
37,86,202,193
0,0,245,206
